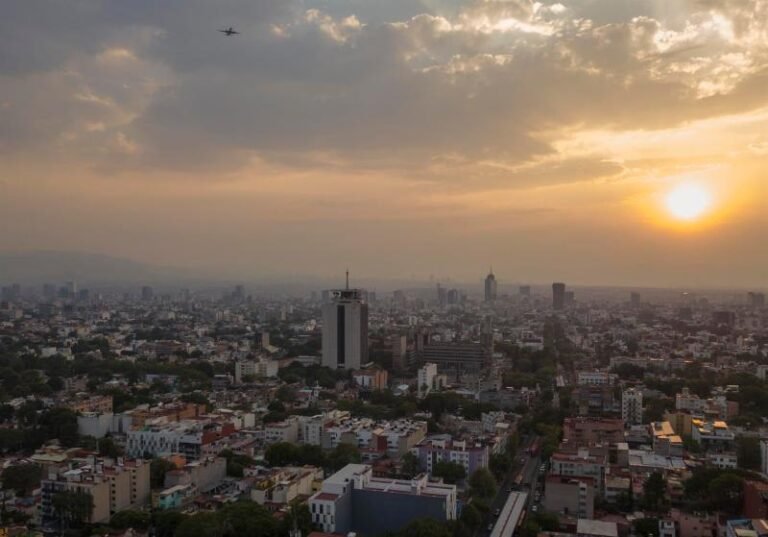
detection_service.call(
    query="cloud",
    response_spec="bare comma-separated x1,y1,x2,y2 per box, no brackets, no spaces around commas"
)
2,0,768,189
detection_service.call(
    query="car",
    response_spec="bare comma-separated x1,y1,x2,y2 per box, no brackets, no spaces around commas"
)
494,509,501,517
488,523,495,532
531,505,539,513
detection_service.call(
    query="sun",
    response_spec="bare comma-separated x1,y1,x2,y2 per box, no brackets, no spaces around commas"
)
664,182,713,221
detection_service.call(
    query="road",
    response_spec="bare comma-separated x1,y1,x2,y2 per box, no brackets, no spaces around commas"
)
475,435,542,537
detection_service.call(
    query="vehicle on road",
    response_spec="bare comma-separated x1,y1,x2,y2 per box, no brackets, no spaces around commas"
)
494,509,501,517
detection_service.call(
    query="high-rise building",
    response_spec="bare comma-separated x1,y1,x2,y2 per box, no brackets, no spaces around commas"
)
141,286,154,301
42,283,57,299
622,387,643,425
553,282,566,310
322,272,369,370
418,363,439,398
748,292,766,308
630,292,641,307
484,269,497,302
436,284,447,306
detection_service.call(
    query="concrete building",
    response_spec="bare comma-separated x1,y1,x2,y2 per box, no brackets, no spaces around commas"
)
322,284,369,371
323,418,427,456
651,421,684,458
41,458,150,525
550,450,607,495
484,270,497,302
249,466,323,508
418,363,439,398
577,371,618,387
622,388,643,425
164,456,226,493
544,475,595,519
577,519,618,537
125,420,235,460
265,417,300,445
309,464,456,535
234,358,278,383
659,519,677,537
553,283,566,310
353,369,388,391
411,435,490,477
418,342,492,377
691,419,735,451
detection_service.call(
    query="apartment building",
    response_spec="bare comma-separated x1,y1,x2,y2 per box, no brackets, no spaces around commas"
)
543,475,595,519
41,457,150,525
309,464,456,535
412,435,490,476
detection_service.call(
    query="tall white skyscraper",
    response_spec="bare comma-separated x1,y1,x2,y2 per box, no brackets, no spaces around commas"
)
322,273,369,370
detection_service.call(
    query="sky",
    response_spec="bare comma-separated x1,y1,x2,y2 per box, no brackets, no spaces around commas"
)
1,0,767,288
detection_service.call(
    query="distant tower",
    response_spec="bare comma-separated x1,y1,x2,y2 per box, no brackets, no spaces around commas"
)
322,272,369,370
630,292,641,307
141,286,154,301
552,282,566,310
484,268,497,302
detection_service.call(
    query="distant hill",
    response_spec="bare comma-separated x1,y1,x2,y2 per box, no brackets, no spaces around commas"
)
0,251,186,286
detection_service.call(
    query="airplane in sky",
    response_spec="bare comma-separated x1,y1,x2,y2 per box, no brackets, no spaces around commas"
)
218,27,240,36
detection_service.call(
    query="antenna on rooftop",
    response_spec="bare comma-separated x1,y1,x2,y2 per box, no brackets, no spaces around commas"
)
346,268,350,290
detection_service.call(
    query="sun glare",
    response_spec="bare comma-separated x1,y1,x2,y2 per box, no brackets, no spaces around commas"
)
664,183,713,221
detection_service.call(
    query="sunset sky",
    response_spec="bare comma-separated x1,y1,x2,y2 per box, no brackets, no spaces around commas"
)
1,0,767,287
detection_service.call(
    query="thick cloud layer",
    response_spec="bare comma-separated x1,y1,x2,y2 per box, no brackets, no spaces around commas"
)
1,1,767,285
2,0,767,180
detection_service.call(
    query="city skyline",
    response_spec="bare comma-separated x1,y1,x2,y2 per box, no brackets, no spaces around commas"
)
2,1,768,287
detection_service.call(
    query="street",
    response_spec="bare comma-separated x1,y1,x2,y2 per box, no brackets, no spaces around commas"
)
475,434,542,537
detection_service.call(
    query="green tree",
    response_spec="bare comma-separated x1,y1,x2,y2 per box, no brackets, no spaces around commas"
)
110,510,151,531
265,442,300,467
1,463,42,495
52,489,94,529
469,468,497,499
39,407,79,447
633,518,660,537
220,449,255,477
708,473,744,515
98,436,124,458
153,510,188,537
219,501,278,537
328,443,362,471
151,458,176,489
641,472,667,512
433,461,467,485
398,518,453,537
737,436,761,471
459,503,483,530
489,454,511,479
297,444,327,467
279,502,313,537
401,452,421,478
174,512,223,537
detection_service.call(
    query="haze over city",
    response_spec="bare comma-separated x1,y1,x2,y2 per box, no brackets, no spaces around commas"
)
2,0,768,288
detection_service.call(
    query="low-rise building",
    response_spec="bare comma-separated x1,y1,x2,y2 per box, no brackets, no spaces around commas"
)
309,464,456,535
544,475,595,519
412,435,490,477
40,457,150,525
